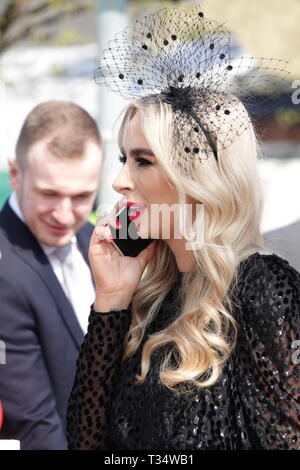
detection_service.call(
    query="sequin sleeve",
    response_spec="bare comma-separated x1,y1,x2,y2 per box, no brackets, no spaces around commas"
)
238,255,300,449
66,306,132,450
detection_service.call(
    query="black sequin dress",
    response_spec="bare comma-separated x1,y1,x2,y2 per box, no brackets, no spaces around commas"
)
66,252,300,450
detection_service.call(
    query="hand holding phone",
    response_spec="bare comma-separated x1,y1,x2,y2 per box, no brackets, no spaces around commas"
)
109,205,155,257
89,203,157,311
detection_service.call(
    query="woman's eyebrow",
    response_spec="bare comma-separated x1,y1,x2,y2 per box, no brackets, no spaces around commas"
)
131,148,155,157
120,147,155,158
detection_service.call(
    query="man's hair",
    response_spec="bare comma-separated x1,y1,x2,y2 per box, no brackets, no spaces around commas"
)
16,101,102,168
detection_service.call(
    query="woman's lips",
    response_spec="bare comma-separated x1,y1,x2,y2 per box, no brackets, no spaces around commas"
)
125,202,146,221
128,210,144,222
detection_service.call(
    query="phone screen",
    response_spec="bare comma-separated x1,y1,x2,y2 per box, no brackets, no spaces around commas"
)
108,206,155,257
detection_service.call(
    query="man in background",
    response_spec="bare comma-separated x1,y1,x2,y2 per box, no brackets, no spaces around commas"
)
0,101,103,449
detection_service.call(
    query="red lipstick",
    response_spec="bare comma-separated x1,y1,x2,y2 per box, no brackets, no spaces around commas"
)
124,202,146,222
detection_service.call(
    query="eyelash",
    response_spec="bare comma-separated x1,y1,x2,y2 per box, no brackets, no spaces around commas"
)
118,155,153,167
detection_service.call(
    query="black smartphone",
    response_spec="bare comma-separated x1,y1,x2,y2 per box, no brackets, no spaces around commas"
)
108,205,155,257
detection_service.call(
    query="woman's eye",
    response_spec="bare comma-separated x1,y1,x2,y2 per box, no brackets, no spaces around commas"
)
118,155,152,167
118,154,126,165
136,158,153,167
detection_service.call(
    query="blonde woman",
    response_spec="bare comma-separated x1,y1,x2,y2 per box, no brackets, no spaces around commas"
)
66,7,300,450
66,95,299,450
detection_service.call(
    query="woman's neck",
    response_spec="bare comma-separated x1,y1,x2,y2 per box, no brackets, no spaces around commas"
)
166,237,197,273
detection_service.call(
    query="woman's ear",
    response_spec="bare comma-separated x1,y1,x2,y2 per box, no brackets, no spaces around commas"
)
7,157,22,191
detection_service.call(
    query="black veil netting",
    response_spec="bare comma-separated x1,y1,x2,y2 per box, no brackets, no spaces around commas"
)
94,5,289,173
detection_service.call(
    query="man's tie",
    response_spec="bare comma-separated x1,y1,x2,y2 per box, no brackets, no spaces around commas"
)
52,243,94,333
53,243,74,299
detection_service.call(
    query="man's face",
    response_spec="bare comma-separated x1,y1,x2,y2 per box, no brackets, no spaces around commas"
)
10,139,103,247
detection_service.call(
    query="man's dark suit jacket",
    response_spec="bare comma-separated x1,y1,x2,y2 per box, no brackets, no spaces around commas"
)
0,201,94,449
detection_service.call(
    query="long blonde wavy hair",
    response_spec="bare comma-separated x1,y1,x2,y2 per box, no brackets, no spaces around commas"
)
118,93,271,393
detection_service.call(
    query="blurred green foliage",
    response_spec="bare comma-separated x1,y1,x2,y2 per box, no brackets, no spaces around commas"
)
275,108,300,127
88,211,98,226
0,172,11,209
52,28,92,46
0,0,94,55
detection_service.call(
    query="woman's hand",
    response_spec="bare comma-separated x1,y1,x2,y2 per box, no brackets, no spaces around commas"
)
89,201,157,311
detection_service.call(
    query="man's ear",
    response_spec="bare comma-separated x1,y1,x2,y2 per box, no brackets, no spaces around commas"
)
7,157,22,191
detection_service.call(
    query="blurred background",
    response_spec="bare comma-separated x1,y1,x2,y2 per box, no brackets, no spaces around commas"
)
0,0,299,232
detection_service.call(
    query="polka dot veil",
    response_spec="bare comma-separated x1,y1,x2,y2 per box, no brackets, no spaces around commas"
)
94,5,289,173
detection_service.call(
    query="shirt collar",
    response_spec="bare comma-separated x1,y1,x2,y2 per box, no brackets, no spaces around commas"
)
41,237,77,257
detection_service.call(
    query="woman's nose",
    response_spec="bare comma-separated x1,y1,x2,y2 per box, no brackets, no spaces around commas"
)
112,165,135,194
